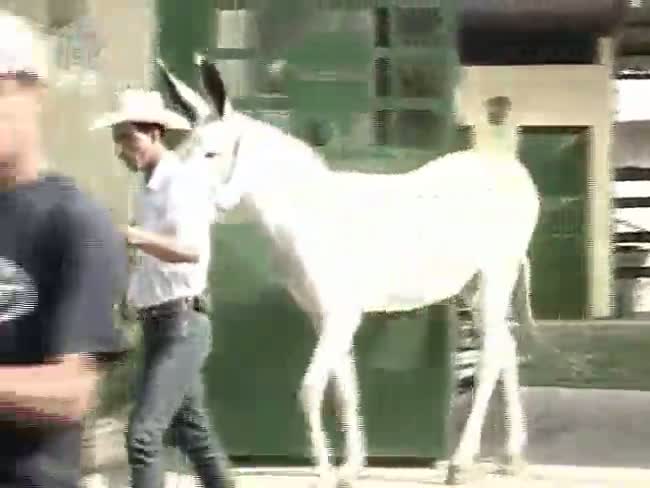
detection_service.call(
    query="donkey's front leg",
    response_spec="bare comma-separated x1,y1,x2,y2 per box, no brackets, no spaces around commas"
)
300,308,362,488
299,370,335,488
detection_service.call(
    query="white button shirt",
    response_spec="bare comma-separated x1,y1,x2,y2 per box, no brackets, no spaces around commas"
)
127,150,215,309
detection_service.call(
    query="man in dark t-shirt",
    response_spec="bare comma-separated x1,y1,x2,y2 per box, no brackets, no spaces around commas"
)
0,11,128,487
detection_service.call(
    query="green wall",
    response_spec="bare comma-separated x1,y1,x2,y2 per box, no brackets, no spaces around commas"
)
519,127,589,320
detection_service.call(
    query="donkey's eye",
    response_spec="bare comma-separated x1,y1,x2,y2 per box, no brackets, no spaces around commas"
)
205,152,217,158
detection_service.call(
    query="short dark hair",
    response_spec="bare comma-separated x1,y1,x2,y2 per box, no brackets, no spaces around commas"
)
131,122,166,138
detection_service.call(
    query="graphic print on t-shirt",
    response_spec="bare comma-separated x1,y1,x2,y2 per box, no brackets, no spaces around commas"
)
0,256,38,323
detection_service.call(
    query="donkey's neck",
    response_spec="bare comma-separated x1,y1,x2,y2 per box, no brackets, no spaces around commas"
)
473,120,519,161
237,111,330,174
226,111,332,231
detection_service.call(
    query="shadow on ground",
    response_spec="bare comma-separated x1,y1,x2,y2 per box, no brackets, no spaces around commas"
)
453,386,650,469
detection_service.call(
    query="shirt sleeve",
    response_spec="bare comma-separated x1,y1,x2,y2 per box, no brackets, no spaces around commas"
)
44,195,129,363
166,168,214,250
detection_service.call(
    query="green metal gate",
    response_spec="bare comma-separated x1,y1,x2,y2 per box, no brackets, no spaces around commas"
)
157,0,460,461
519,127,589,320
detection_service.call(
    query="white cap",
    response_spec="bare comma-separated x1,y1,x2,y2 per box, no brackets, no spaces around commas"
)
0,10,48,80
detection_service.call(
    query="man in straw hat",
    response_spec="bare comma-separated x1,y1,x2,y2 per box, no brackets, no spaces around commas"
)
91,88,233,488
0,10,128,488
474,94,519,159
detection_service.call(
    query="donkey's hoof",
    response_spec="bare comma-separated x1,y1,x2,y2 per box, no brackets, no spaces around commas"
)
336,471,360,487
445,463,481,485
312,480,337,488
498,454,528,476
337,461,363,486
312,471,338,488
336,479,355,488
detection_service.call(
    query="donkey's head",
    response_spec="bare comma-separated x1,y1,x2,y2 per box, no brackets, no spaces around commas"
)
157,55,263,224
158,54,329,223
157,55,241,182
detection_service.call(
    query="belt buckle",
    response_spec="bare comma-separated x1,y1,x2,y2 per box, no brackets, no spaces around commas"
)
138,297,193,322
137,306,154,322
138,303,166,321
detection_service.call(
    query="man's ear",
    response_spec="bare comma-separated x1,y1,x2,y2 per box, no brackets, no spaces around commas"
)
155,126,166,143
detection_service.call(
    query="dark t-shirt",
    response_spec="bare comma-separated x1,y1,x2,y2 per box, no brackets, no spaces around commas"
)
0,174,128,487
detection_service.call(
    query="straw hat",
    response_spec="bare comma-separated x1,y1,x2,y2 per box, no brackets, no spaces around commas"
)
0,10,48,81
90,89,192,131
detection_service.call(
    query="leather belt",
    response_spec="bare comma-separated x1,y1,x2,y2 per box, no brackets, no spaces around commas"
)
136,296,195,322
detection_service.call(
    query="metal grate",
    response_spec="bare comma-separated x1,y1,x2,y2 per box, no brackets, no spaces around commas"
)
208,1,459,161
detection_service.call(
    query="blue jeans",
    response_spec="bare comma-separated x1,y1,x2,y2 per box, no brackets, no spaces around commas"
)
126,308,232,488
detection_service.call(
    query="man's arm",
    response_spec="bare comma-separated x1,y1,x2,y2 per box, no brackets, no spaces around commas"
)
0,354,98,422
125,170,212,264
124,225,200,264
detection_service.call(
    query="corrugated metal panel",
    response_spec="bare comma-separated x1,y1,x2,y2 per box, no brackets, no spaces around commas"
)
613,162,650,315
460,0,626,35
459,0,626,64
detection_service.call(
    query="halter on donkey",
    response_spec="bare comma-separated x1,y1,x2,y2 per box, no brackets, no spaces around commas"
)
158,56,541,486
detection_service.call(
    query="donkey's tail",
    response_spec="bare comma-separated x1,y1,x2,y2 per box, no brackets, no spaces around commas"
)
512,255,537,334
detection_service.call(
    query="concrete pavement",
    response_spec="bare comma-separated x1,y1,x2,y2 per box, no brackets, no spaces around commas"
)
83,386,650,486
83,464,650,487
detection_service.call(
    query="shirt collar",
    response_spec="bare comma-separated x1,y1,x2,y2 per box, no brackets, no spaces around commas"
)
145,150,179,191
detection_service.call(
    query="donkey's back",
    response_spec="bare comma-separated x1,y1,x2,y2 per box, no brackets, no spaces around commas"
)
266,149,539,313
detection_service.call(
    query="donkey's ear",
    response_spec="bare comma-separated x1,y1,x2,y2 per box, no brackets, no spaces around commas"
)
156,58,211,126
197,56,227,118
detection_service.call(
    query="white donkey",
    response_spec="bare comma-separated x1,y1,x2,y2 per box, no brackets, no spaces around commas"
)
158,56,540,486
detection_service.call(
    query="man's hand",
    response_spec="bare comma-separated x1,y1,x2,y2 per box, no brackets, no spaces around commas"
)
121,225,146,247
119,225,200,264
0,354,99,423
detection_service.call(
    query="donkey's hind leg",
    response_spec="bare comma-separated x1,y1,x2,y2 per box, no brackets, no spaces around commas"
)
447,264,519,485
332,351,366,487
300,306,364,488
499,328,528,475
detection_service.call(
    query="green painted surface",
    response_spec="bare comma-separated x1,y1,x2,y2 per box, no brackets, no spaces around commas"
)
157,0,214,90
158,0,460,460
518,128,589,320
